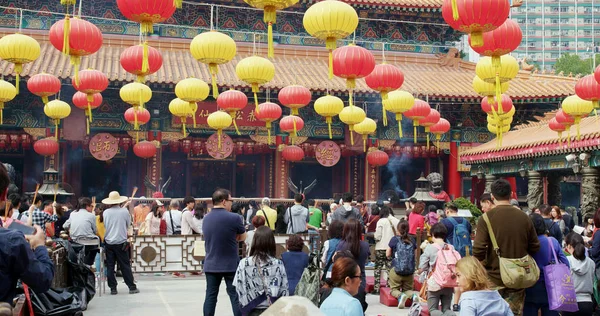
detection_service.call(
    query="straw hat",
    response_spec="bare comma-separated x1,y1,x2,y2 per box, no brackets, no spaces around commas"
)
102,191,128,205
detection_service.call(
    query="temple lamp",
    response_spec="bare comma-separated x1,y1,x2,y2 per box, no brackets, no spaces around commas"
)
518,161,528,178
477,165,485,180
566,153,583,174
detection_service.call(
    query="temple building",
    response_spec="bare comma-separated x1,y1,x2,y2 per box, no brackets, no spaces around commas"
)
0,0,578,201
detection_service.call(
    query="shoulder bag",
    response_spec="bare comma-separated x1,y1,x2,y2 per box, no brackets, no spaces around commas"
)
261,208,271,229
169,210,181,235
544,238,578,312
482,213,540,289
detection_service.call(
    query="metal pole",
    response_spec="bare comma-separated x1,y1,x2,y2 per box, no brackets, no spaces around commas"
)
559,0,562,56
525,0,529,58
542,0,545,70
576,0,579,57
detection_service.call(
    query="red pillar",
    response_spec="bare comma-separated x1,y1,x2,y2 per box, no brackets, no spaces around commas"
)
448,142,462,199
505,177,517,199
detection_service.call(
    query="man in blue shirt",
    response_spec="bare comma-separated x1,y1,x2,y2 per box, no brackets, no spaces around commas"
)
0,163,54,304
203,189,246,316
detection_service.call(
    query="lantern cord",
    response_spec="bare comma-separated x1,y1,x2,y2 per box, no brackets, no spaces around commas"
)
210,5,214,30
381,42,386,63
232,113,240,135
413,121,418,144
252,33,256,55
0,104,3,125
174,0,182,9
352,31,356,44
134,108,139,130
136,131,139,143
348,90,354,107
19,9,23,32
268,22,274,58
292,118,297,138
78,0,82,17
209,64,219,99
55,121,59,139
252,83,259,113
349,127,354,145
397,114,403,138
495,75,503,114
217,130,222,149
326,117,332,139
62,15,70,56
141,41,149,73
382,102,387,126
436,135,441,154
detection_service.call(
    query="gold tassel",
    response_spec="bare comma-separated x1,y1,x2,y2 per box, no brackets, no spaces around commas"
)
326,117,332,139
252,83,259,113
382,104,387,126
15,64,22,94
141,22,153,34
349,90,354,107
426,130,430,149
142,42,149,73
350,127,354,145
495,74,503,114
63,16,70,56
71,56,81,86
292,117,297,138
174,0,182,8
189,102,197,128
326,37,336,79
397,114,403,138
436,135,441,154
61,0,76,4
363,137,367,152
86,115,90,135
136,131,139,143
218,130,222,149
209,64,219,99
0,104,3,125
568,129,571,147
451,0,459,20
182,121,187,138
87,103,93,122
42,96,49,104
413,123,417,144
137,75,145,83
266,122,272,144
265,8,276,58
558,131,563,147
232,111,240,135
55,121,59,139
471,31,483,47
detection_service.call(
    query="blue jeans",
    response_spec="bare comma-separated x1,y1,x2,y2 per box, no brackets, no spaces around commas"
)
203,272,241,316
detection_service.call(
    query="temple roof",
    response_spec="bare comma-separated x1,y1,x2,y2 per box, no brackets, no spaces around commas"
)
0,31,577,100
461,115,600,164
342,0,442,8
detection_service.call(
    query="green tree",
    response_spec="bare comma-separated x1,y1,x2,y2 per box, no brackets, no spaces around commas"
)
452,197,482,226
554,53,600,76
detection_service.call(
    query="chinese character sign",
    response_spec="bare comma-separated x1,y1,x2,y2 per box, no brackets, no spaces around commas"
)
316,141,341,167
176,101,264,127
89,133,118,161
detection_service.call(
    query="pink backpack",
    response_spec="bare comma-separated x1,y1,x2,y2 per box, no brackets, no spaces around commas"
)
431,243,461,288
427,212,439,226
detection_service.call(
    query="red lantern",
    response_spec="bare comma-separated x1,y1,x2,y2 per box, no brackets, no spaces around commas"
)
420,109,441,149
278,85,312,116
282,145,304,162
120,44,163,82
182,139,191,154
556,109,575,127
575,74,600,110
133,140,157,158
48,17,103,84
33,138,59,156
480,94,513,115
116,0,176,34
549,117,567,146
169,140,180,152
217,90,248,135
256,102,283,144
403,99,431,144
72,69,108,93
73,92,103,134
469,19,522,67
333,44,376,107
279,115,305,140
442,0,510,47
27,73,61,104
124,108,151,137
21,134,31,149
430,118,451,152
367,149,389,166
365,64,404,126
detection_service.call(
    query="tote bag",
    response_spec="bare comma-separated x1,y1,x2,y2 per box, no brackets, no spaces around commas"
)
544,238,578,312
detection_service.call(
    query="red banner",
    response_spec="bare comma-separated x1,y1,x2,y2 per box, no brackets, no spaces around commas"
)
175,101,265,127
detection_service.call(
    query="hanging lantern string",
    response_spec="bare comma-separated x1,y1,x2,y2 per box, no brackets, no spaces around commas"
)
252,32,256,55
381,42,386,63
210,5,214,31
78,0,83,18
18,9,23,32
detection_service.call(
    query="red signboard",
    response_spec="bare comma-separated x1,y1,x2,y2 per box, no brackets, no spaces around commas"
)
176,101,265,127
89,133,118,161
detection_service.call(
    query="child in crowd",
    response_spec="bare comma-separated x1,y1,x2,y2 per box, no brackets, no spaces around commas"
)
456,256,512,316
386,220,418,309
563,232,595,316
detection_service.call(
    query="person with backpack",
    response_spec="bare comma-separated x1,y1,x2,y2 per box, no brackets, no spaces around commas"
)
386,220,418,309
322,220,344,273
284,194,310,234
563,232,595,316
281,234,309,295
373,205,399,294
417,223,461,316
539,204,563,244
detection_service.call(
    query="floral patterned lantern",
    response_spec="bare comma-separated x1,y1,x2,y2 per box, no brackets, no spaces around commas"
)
282,145,304,162
27,73,61,104
353,117,377,152
0,80,16,125
365,64,404,126
255,102,282,144
175,78,210,128
429,118,451,152
235,56,275,112
120,43,163,82
278,85,311,116
190,31,237,98
207,111,233,149
116,0,176,34
384,90,414,138
279,115,305,143
243,0,299,58
217,89,249,135
44,100,71,139
314,94,344,139
339,105,366,145
72,92,102,134
332,44,375,107
441,0,510,47
0,33,40,92
403,99,431,144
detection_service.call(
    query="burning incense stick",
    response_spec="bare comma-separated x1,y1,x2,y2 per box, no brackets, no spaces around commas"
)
130,187,138,199
29,183,40,226
53,183,59,202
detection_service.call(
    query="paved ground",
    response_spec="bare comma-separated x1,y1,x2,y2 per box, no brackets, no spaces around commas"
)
85,274,409,316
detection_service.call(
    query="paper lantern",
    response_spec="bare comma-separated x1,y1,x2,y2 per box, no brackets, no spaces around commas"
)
0,33,40,92
217,89,248,135
120,82,152,114
0,80,16,125
278,85,311,116
333,44,376,107
429,118,451,152
207,111,233,149
339,106,366,145
169,98,194,137
561,95,593,141
419,109,441,149
120,43,163,82
480,94,513,115
367,149,389,166
34,138,59,156
256,102,283,144
353,117,377,152
72,92,102,134
175,78,210,128
314,94,344,139
473,76,509,104
487,105,514,147
282,145,304,162
549,117,567,146
72,69,108,123
116,0,176,34
44,100,71,139
469,19,522,67
124,107,151,132
575,74,600,113
133,141,157,158
190,31,237,99
27,73,61,104
442,0,510,47
279,115,305,143
243,0,299,58
384,90,414,138
403,99,431,144
235,56,275,112
48,17,103,84
475,56,519,113
364,64,404,126
303,0,358,78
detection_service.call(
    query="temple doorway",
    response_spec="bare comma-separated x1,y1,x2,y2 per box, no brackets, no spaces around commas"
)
289,161,334,199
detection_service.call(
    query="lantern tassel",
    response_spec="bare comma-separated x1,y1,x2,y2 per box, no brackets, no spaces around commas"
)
349,90,354,107
71,56,81,86
0,104,3,125
252,83,259,113
62,16,70,56
136,131,139,143
326,37,336,79
436,135,441,154
42,96,49,104
363,137,367,153
86,116,90,135
495,74,503,114
326,117,333,139
451,0,459,20
426,132,430,150
471,31,483,47
55,121,59,139
232,113,240,135
350,127,354,145
264,8,276,58
134,108,139,130
413,122,418,144
86,94,94,122
568,129,571,147
382,104,388,126
87,104,93,122
14,64,22,94
268,22,274,58
266,122,272,145
209,64,219,99
137,75,145,83
181,121,187,138
141,41,149,73
174,0,182,8
141,22,153,34
558,131,563,147
396,114,403,138
218,130,222,149
191,104,197,128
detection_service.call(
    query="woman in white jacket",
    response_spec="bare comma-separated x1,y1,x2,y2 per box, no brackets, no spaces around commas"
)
373,206,399,294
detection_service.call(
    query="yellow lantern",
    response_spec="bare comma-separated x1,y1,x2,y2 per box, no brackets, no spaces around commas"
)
384,90,415,138
339,105,366,145
475,55,519,113
44,100,71,139
120,82,152,109
244,0,299,58
190,31,237,99
487,105,514,147
303,0,358,78
314,94,344,139
472,76,509,105
562,95,594,140
0,80,17,124
169,98,194,137
353,117,377,152
175,78,210,128
235,56,275,113
207,111,233,149
0,33,40,93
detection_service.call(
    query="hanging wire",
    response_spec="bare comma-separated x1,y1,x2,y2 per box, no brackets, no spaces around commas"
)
381,42,386,63
252,32,256,55
78,0,83,18
210,5,214,31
